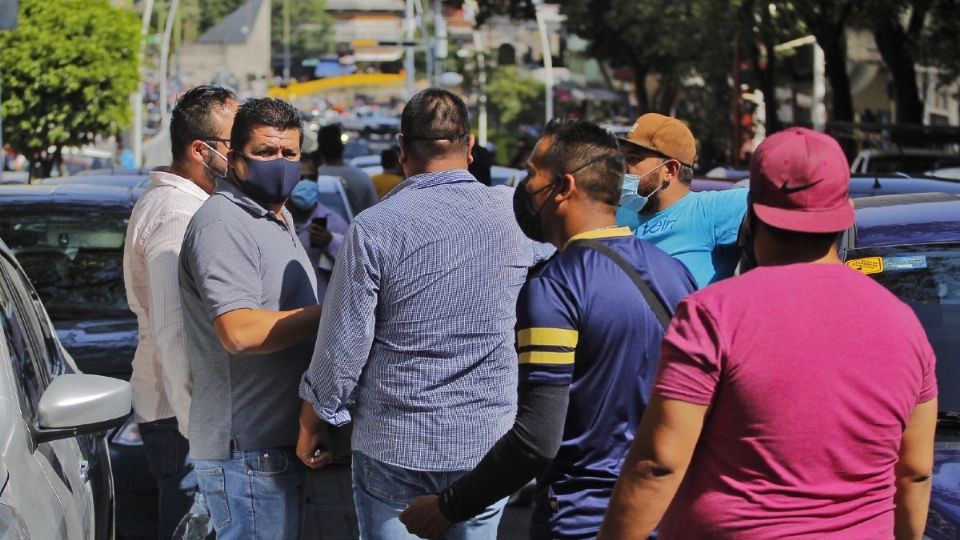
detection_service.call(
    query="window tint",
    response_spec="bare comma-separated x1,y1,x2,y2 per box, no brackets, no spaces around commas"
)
0,258,48,422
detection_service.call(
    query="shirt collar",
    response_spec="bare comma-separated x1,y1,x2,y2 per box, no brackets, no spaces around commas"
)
148,169,210,201
397,169,476,191
214,177,272,218
562,226,633,250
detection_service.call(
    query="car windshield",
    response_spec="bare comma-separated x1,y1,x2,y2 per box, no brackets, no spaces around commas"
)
846,243,960,418
0,208,130,320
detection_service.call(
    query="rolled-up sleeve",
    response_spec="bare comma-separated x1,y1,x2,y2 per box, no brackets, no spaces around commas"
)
300,219,381,425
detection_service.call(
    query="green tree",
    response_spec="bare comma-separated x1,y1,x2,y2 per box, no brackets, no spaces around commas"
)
271,0,334,67
196,0,245,34
486,65,544,130
0,0,140,178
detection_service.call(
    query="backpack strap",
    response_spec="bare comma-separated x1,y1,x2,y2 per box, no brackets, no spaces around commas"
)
568,239,672,330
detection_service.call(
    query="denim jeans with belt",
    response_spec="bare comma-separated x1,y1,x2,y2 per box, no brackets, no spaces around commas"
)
138,417,198,540
193,446,304,540
352,451,507,540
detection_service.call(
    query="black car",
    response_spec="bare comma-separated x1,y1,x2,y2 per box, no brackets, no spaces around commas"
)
842,193,960,538
0,184,138,378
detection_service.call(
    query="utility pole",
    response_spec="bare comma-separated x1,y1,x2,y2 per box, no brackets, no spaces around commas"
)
133,0,155,168
533,0,553,123
159,0,180,130
283,0,291,83
464,0,486,147
404,0,415,98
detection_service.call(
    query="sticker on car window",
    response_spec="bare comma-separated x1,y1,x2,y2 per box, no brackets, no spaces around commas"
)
882,256,927,271
846,256,884,274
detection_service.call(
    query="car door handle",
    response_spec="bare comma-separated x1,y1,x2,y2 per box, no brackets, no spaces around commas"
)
79,459,90,481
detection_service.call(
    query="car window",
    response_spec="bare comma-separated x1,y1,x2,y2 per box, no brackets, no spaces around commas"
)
0,256,53,422
845,243,960,414
0,208,129,321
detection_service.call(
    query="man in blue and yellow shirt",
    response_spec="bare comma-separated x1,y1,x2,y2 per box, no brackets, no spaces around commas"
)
400,119,696,539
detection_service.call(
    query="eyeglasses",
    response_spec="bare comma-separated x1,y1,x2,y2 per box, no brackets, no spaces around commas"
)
202,137,231,149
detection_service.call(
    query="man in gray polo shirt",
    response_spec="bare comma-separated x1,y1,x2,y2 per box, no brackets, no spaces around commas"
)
179,97,322,539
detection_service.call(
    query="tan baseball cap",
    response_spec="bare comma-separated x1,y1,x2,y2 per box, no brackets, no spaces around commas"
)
618,113,697,168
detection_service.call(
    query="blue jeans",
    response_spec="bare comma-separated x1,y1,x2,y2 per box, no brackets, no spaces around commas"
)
193,446,304,540
138,417,198,540
352,451,507,540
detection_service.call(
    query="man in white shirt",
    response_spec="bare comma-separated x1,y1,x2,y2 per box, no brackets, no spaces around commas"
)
122,85,238,539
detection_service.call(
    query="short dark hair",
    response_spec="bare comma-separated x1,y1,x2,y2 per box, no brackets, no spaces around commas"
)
169,85,237,162
469,145,492,186
230,98,302,153
400,88,470,162
380,147,399,170
316,124,344,161
535,118,624,206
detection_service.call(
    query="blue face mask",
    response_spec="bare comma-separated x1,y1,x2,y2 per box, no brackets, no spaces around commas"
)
620,160,670,213
235,154,301,205
289,180,319,211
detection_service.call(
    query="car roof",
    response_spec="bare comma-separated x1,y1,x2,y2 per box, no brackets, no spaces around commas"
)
849,174,960,198
0,183,138,208
852,193,960,248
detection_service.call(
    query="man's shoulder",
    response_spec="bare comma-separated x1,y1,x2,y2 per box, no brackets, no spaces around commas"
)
692,187,750,210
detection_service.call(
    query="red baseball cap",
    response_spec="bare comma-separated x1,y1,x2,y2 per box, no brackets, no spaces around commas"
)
749,128,853,233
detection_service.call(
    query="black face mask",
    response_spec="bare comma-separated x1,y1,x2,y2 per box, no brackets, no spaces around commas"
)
513,177,558,243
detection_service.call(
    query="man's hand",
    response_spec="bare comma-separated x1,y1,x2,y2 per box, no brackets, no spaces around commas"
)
399,495,452,539
297,401,334,469
309,222,333,249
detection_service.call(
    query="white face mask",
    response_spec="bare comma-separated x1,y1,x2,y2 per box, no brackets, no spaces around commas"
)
619,160,670,213
201,141,229,178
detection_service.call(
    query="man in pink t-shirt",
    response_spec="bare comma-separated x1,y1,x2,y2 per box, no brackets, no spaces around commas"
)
599,128,938,540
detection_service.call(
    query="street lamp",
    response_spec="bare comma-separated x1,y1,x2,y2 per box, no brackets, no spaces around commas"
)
532,0,553,123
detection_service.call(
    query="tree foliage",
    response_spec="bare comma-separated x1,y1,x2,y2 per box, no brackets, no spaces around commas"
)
485,66,544,129
270,0,334,63
0,0,140,177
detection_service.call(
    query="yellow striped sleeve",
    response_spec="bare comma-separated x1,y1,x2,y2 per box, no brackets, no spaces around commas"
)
517,327,579,349
518,350,576,365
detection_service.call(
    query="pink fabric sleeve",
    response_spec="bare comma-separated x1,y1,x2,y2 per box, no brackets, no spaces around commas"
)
918,335,938,403
653,296,724,406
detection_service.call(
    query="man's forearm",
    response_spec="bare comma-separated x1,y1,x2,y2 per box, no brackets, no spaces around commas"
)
894,475,932,540
214,305,323,355
597,453,685,539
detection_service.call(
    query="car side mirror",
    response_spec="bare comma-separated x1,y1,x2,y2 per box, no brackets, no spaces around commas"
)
35,374,131,443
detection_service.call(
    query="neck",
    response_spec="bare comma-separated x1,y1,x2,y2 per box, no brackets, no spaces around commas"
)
758,242,842,266
556,205,617,248
645,183,690,214
169,162,215,194
325,158,345,166
405,158,469,177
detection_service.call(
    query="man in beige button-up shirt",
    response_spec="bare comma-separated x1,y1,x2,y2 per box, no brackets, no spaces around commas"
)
122,85,237,539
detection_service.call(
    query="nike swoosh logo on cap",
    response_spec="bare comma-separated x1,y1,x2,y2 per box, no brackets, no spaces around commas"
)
780,178,824,194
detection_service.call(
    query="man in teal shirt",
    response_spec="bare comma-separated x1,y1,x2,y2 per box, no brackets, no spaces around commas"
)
616,113,748,288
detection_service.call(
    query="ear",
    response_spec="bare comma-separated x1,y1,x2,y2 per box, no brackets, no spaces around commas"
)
466,133,476,164
664,159,682,180
556,173,576,201
227,149,243,178
189,140,207,164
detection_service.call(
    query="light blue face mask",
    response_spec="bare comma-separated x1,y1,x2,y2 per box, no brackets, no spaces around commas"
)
620,160,670,213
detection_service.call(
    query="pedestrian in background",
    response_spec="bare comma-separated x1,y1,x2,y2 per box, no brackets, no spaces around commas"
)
316,123,378,215
400,119,696,539
616,113,748,288
122,85,237,540
297,88,549,539
286,179,350,302
599,128,937,539
371,146,404,199
179,97,322,539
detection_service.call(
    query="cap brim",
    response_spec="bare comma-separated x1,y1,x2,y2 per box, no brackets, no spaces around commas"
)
753,200,854,233
617,137,693,168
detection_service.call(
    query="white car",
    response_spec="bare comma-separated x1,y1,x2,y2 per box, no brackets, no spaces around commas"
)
338,109,400,136
0,238,131,539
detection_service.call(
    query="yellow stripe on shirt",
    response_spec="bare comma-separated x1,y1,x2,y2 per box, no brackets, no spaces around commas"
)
517,327,579,349
518,350,576,365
